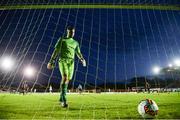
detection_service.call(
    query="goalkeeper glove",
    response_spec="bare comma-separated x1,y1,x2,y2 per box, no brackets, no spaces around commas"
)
47,60,55,69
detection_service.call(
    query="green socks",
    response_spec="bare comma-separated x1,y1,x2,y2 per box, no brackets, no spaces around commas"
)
60,83,68,103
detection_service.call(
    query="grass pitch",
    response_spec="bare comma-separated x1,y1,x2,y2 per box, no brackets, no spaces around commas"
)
0,92,180,119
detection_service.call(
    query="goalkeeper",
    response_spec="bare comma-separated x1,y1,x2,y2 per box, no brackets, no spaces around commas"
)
47,26,86,108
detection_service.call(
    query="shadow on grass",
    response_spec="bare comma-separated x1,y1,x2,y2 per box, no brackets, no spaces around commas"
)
0,110,8,119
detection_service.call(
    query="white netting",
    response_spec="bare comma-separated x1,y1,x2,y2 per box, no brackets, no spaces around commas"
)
0,0,180,93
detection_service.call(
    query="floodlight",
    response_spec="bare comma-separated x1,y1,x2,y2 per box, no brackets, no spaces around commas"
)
168,63,172,67
0,56,15,72
174,59,180,67
152,66,161,74
24,66,35,78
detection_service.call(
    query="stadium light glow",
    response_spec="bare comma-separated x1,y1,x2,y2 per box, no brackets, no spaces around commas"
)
174,59,180,67
152,66,161,74
24,66,35,78
168,63,173,67
0,56,15,72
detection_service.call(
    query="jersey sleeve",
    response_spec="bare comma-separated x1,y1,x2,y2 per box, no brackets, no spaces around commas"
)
75,42,83,60
54,37,62,52
49,37,62,64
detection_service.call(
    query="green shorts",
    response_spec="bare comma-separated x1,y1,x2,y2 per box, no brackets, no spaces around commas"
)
59,58,74,80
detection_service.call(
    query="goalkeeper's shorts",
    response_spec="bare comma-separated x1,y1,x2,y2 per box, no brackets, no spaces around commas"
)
59,58,74,80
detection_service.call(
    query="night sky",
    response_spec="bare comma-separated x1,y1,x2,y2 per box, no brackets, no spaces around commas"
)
0,3,180,88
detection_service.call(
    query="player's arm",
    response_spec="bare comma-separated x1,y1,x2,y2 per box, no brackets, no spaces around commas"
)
47,38,62,69
76,43,86,67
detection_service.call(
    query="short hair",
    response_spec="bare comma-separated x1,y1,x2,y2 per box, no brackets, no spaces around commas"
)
67,26,75,31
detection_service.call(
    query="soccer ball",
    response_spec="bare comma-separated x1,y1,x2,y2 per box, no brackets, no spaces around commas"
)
138,99,159,118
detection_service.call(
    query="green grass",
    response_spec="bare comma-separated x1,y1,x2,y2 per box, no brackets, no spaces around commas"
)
0,93,180,119
0,5,179,11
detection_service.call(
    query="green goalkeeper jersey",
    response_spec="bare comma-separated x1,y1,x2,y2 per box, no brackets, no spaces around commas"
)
54,37,83,60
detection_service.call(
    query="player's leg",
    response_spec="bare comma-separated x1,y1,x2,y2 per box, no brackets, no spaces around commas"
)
68,59,75,81
59,60,69,107
148,88,150,93
59,59,74,107
60,74,69,107
60,59,74,107
61,59,74,107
